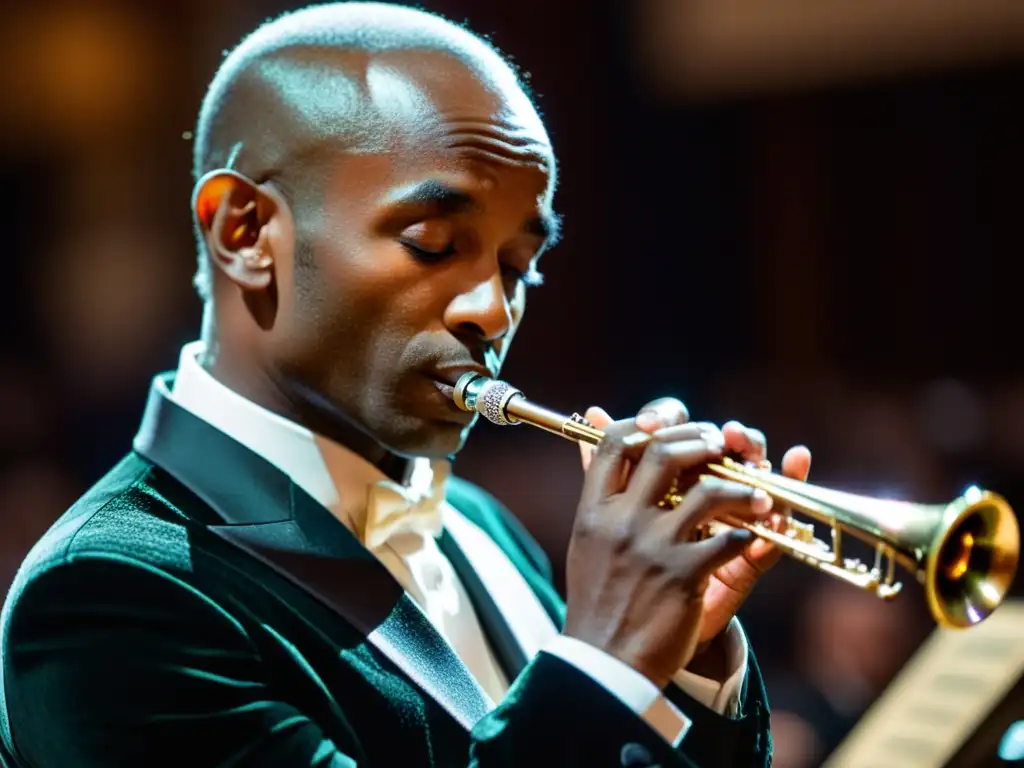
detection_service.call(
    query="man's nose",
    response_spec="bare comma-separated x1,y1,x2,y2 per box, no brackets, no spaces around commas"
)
443,272,512,343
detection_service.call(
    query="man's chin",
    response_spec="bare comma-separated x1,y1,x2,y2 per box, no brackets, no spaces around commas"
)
385,418,473,460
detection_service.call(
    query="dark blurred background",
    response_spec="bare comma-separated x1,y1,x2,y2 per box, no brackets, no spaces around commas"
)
1,1,1022,765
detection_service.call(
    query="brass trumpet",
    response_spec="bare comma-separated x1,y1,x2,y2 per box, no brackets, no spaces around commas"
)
452,373,1020,629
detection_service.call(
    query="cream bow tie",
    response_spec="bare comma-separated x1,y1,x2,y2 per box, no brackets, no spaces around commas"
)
362,459,449,550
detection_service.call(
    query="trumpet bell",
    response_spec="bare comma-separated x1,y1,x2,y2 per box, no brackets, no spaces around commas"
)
928,490,1019,629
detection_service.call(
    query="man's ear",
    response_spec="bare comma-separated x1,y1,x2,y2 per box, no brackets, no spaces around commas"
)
192,169,278,291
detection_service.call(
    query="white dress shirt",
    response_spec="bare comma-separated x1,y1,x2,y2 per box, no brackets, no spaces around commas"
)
167,341,748,746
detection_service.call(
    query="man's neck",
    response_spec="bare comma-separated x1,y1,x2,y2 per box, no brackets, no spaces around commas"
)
200,316,411,483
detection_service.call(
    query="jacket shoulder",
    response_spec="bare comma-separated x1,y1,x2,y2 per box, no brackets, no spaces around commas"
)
5,454,209,601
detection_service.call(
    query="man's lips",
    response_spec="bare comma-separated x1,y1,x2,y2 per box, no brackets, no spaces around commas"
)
431,379,457,399
425,366,493,415
428,365,494,390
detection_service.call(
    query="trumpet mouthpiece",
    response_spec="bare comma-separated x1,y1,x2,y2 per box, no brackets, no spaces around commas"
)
452,372,523,426
452,372,487,411
475,379,522,426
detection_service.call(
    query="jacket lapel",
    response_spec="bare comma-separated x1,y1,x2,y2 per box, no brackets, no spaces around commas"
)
436,529,530,681
444,480,567,633
132,374,493,733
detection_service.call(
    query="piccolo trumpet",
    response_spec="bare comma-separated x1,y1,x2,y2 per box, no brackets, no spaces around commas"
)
452,373,1020,629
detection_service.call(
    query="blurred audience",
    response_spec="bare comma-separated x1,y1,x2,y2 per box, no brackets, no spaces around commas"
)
768,580,929,767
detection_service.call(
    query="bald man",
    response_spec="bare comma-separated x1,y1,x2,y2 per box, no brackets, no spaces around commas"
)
0,4,810,767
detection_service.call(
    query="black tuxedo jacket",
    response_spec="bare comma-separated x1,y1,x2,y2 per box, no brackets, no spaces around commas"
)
0,375,773,767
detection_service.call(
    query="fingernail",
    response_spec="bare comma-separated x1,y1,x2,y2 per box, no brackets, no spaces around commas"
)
636,412,660,431
706,434,725,453
700,424,724,441
752,489,773,515
730,529,755,545
623,431,650,447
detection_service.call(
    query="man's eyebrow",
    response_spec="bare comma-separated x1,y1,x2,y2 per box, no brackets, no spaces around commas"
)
387,180,482,215
387,179,563,249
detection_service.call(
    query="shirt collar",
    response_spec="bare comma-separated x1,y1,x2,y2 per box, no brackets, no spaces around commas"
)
166,341,449,537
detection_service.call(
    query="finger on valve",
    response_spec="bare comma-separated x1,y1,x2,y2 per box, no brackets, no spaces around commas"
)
578,406,612,471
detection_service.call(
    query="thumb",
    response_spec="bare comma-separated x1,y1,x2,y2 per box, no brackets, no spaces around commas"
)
579,406,613,471
693,527,756,573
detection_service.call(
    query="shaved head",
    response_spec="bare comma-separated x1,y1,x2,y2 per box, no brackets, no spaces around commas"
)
192,2,547,299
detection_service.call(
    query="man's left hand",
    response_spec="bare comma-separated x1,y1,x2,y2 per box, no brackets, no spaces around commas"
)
578,403,811,646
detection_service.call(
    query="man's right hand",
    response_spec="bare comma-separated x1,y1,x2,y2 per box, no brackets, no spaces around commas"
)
562,401,775,690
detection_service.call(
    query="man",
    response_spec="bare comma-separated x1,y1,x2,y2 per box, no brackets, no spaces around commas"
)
0,4,811,766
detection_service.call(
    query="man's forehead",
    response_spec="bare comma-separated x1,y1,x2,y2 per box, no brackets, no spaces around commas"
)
259,47,557,212
364,51,552,158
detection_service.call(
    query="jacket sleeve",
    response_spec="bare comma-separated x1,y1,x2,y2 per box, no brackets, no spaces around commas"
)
662,628,775,767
